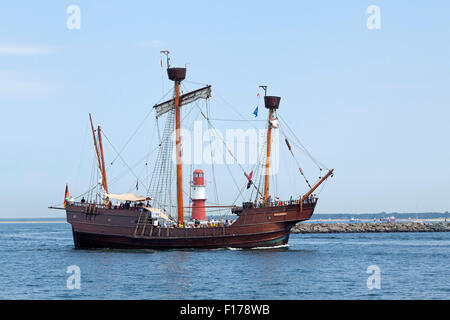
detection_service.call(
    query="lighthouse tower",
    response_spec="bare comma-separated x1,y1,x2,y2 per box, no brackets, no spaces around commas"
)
191,169,207,221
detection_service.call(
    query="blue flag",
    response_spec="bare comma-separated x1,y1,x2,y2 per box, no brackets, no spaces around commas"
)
136,179,139,191
253,106,258,117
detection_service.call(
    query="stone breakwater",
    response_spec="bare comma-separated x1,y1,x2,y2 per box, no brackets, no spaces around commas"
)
291,222,450,233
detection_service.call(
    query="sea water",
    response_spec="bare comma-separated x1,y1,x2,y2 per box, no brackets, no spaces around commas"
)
0,222,448,299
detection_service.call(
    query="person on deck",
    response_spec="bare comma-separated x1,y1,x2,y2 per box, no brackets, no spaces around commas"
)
105,197,112,209
258,197,264,207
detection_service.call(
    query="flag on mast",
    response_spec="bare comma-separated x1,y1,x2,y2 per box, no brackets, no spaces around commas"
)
246,170,253,189
64,184,70,207
160,57,163,68
253,106,258,117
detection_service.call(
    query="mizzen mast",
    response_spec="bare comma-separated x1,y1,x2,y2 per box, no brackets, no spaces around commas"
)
89,113,108,194
97,125,108,194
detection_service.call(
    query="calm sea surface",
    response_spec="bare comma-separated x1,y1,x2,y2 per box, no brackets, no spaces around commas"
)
0,222,448,299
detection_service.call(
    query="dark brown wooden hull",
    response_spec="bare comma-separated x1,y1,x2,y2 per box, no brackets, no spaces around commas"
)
66,201,316,249
71,228,291,249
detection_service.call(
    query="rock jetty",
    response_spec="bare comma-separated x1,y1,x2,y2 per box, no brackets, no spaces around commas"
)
291,222,450,233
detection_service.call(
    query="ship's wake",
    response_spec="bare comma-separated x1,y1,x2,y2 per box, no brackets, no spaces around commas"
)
227,244,289,251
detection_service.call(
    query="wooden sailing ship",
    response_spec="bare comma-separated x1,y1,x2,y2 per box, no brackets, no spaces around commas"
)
60,53,334,249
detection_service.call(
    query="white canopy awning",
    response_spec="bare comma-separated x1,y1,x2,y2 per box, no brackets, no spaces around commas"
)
106,193,152,202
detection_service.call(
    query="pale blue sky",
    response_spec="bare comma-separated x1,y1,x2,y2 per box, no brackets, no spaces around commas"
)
1,1,449,218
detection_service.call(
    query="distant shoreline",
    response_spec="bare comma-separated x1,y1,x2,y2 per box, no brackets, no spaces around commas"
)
0,220,66,224
292,222,450,233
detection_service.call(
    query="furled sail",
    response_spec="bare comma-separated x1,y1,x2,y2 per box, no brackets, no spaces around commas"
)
270,118,279,128
153,85,211,118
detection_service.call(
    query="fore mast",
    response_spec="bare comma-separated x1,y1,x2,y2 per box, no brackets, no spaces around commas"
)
261,86,281,204
259,86,333,205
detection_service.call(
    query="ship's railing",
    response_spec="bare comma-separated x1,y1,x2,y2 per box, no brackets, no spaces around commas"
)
248,196,318,208
69,202,95,208
68,201,147,212
145,222,234,229
69,202,108,209
182,220,234,228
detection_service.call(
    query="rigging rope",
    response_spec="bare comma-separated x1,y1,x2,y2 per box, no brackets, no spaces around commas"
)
88,152,96,202
108,87,172,166
74,122,89,192
147,108,175,213
283,136,312,189
184,79,210,87
101,130,149,192
195,101,264,200
277,113,328,171
182,83,256,204
207,118,266,122
205,99,222,215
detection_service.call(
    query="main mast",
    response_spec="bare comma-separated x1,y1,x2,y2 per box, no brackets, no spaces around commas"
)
167,60,186,226
153,52,211,224
261,87,281,203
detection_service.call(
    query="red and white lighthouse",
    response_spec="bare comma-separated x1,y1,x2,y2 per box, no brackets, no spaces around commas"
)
191,169,207,221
